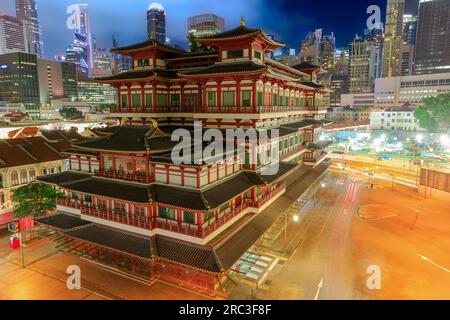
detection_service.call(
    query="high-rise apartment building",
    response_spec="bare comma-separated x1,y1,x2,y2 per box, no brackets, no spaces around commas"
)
15,0,43,57
382,0,405,78
188,14,224,38
147,3,166,43
414,0,450,75
0,15,26,54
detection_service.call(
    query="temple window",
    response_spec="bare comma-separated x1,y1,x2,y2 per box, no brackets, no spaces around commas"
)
136,59,149,68
242,91,251,107
71,192,79,201
97,199,107,211
257,92,263,106
227,49,244,59
273,93,278,106
84,195,92,206
20,170,28,184
158,207,175,220
145,93,153,107
10,171,19,186
157,94,168,107
183,211,195,224
104,156,113,170
204,211,215,224
222,91,235,107
132,94,140,107
171,94,180,108
207,92,216,107
254,51,262,60
121,94,128,108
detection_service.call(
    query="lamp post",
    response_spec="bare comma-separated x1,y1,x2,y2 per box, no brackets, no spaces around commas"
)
284,213,299,252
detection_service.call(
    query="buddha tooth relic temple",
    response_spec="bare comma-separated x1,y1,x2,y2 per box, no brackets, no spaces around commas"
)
35,22,333,295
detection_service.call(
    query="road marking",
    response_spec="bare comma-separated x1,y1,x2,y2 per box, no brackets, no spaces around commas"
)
417,255,450,273
314,277,324,300
402,205,422,213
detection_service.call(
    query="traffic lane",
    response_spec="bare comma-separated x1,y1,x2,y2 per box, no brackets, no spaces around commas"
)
266,172,355,300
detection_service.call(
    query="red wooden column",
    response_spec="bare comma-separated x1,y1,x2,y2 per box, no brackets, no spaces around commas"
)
114,84,121,112
180,83,185,112
252,79,257,113
197,211,204,229
126,83,132,111
235,78,241,113
152,80,157,112
140,82,146,112
216,79,222,113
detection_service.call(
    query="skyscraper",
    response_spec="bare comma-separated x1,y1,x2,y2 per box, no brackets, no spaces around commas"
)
0,15,26,54
37,59,78,105
66,4,94,73
381,0,405,78
66,31,90,74
188,14,224,38
401,14,417,76
15,0,43,57
414,0,450,75
147,3,166,43
299,29,335,72
0,52,40,117
349,35,383,93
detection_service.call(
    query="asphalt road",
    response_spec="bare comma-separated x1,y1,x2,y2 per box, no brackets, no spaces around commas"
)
259,163,450,300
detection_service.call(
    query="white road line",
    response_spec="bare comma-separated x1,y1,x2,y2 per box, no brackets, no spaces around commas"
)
417,254,450,273
314,277,324,300
402,205,422,213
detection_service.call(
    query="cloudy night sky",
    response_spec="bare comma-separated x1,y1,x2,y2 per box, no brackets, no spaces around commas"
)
0,0,420,59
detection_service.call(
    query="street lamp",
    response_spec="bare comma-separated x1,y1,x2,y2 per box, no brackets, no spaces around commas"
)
284,213,300,252
416,134,424,144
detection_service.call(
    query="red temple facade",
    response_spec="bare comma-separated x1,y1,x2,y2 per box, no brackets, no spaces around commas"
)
36,22,332,295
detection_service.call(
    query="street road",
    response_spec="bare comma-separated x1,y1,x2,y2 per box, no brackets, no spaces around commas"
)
257,162,450,300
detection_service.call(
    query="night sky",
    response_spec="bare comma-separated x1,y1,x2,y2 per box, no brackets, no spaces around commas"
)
0,0,421,59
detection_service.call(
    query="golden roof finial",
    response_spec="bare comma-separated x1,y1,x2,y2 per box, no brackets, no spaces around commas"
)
120,118,127,127
240,16,245,27
150,31,156,41
151,119,158,129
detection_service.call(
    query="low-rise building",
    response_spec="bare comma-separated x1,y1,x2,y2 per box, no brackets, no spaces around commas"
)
374,72,450,108
0,136,72,226
326,105,371,122
370,105,424,132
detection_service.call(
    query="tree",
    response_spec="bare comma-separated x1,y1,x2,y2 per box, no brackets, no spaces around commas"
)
187,33,209,53
59,107,83,120
11,183,65,219
414,93,450,132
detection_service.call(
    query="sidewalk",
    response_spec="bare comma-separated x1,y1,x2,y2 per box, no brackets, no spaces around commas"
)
0,256,108,300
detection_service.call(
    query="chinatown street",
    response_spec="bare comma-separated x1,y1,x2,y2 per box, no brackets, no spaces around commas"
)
231,161,450,300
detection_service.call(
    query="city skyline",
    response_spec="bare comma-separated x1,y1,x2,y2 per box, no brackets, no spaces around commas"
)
0,0,400,59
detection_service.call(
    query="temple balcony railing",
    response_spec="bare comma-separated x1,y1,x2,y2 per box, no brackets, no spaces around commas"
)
111,105,313,114
95,169,152,184
252,183,287,209
155,201,251,239
202,201,251,239
81,206,152,230
57,198,82,210
154,218,204,238
113,106,198,113
280,145,306,161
